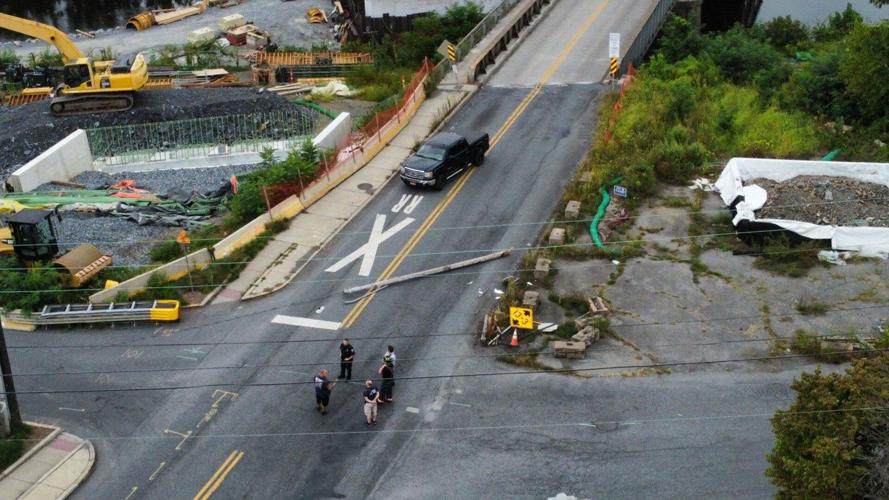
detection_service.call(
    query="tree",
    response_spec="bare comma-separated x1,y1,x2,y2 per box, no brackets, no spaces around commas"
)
870,0,887,6
813,4,864,42
704,26,785,84
766,353,889,499
838,21,889,122
761,16,811,54
654,14,706,63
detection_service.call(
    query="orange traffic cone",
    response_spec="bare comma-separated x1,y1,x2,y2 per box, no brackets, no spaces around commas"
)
510,330,519,347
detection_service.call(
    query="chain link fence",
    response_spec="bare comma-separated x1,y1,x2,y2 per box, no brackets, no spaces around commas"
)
87,109,320,166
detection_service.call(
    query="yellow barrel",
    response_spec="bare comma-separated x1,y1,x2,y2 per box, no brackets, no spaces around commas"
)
127,12,155,31
149,300,181,322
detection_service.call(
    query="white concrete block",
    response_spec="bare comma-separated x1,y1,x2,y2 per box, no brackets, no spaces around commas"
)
7,129,94,192
313,112,352,151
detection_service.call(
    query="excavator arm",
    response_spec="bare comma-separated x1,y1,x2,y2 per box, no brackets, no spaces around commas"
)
0,13,85,64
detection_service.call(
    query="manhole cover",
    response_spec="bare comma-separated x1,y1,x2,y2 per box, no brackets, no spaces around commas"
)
356,182,375,194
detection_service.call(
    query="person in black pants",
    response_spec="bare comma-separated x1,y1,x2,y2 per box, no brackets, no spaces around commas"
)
379,354,395,403
339,339,355,381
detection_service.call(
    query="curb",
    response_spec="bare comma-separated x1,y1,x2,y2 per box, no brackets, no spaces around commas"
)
58,439,96,498
0,422,60,481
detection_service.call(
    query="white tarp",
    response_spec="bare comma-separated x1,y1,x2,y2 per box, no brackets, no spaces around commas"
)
714,158,889,258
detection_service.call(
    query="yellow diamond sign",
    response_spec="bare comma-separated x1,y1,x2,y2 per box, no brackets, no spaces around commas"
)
509,306,534,330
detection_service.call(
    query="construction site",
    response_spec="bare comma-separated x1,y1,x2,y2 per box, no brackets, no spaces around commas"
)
0,0,431,303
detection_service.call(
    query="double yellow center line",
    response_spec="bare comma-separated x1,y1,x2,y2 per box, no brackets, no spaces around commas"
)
341,0,611,329
194,450,244,500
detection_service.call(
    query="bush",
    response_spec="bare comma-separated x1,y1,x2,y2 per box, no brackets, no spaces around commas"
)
761,16,811,54
150,240,183,263
0,259,63,314
0,48,18,66
230,148,318,223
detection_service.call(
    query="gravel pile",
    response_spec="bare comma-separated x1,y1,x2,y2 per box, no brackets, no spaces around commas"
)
754,175,889,227
56,212,178,267
0,88,295,178
39,164,265,195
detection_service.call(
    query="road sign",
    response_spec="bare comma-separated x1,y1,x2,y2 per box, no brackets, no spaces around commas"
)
609,57,619,78
609,33,620,58
613,185,628,198
437,39,457,62
509,306,534,330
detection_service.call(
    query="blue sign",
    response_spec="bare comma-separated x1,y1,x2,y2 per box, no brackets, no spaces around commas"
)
613,185,628,198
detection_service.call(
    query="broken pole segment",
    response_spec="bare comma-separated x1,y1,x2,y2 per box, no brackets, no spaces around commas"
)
343,249,512,295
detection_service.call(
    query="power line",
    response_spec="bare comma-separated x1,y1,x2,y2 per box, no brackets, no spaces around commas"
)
3,405,888,443
2,330,881,379
1,230,885,293
7,303,887,350
4,349,888,395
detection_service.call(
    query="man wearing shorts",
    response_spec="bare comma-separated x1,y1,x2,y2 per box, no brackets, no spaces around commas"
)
363,379,380,425
313,369,336,415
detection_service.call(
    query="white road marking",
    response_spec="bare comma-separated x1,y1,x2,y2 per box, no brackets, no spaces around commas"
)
324,215,415,276
405,406,420,414
58,407,86,412
272,315,342,330
177,355,198,361
281,369,311,376
448,401,472,407
149,461,166,481
403,195,423,214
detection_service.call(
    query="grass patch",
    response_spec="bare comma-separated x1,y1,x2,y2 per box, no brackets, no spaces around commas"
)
752,236,826,278
548,292,588,317
795,297,829,315
0,423,30,470
553,321,578,340
497,352,552,371
662,196,691,208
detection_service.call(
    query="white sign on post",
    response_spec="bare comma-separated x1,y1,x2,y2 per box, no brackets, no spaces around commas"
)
609,33,620,59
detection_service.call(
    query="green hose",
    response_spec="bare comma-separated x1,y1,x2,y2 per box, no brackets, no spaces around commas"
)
590,176,624,249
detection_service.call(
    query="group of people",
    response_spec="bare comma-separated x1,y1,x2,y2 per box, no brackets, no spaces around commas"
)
312,340,398,426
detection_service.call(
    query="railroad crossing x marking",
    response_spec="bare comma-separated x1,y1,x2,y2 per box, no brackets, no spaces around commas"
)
325,214,415,276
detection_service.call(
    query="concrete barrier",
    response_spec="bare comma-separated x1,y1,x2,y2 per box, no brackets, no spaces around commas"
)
89,248,214,303
312,113,352,150
466,0,553,82
6,130,95,192
211,195,305,260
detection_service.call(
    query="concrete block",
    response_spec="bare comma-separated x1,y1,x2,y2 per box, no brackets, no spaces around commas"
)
7,129,94,192
522,290,539,307
565,200,581,219
552,340,586,359
533,258,551,279
313,112,352,150
549,228,565,246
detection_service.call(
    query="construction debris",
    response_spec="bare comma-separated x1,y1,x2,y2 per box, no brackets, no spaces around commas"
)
552,341,586,359
307,7,328,23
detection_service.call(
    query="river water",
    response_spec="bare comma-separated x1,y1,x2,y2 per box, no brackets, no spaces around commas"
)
0,0,886,41
758,0,889,24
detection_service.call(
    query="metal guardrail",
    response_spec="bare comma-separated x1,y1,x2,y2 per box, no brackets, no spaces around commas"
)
619,0,676,75
4,300,180,328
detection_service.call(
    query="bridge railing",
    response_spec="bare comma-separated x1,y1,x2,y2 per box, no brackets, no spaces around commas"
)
620,0,676,75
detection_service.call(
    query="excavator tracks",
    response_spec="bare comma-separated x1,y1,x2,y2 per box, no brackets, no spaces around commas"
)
49,92,135,116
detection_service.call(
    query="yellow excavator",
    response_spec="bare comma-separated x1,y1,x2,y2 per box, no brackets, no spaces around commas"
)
0,13,148,115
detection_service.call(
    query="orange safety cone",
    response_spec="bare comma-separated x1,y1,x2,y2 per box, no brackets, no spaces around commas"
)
510,330,519,347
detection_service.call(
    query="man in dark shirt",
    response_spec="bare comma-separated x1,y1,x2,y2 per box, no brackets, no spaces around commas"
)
313,369,336,415
339,339,355,381
379,355,395,403
363,379,380,425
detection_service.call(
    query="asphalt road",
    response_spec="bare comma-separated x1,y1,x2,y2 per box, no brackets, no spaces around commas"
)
5,0,805,498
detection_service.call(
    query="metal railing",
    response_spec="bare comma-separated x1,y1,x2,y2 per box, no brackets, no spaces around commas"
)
430,0,526,86
87,109,320,166
620,0,676,75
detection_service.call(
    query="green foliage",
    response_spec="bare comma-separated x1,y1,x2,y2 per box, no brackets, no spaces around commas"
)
795,297,829,315
654,14,706,63
767,354,889,498
705,26,787,84
839,21,889,122
753,236,825,277
150,240,183,263
139,272,183,302
761,16,811,55
0,258,63,314
26,49,62,68
0,48,19,66
229,148,318,223
0,423,30,470
813,3,864,42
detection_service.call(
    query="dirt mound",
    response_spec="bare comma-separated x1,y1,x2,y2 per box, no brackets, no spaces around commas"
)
0,88,294,178
754,175,889,227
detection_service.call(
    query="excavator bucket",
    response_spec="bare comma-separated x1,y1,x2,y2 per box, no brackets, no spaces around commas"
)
52,244,112,288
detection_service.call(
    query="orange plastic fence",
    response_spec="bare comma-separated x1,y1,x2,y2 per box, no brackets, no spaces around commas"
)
602,64,637,144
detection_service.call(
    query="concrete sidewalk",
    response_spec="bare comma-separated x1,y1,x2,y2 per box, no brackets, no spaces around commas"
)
0,424,94,499
213,84,475,303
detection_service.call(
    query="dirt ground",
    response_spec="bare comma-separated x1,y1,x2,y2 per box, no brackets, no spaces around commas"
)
530,185,889,375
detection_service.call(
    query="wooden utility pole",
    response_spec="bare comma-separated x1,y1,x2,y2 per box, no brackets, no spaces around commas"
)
0,322,22,427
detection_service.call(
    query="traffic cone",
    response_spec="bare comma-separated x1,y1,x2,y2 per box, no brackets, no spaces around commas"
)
510,330,519,347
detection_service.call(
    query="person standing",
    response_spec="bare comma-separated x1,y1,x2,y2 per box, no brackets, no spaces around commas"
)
379,355,395,403
363,379,380,425
313,369,336,415
339,339,355,381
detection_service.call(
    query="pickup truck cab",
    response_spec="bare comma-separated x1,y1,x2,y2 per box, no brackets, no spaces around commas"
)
400,132,490,190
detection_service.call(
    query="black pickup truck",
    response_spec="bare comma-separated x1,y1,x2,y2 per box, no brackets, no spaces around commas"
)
399,132,490,190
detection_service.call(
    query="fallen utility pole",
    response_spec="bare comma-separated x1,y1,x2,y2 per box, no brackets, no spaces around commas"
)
343,249,512,295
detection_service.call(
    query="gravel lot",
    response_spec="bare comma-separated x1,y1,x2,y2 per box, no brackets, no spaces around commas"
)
754,175,889,227
0,87,295,179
